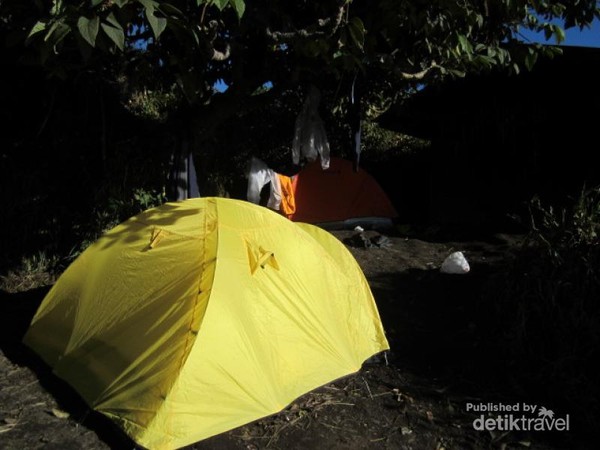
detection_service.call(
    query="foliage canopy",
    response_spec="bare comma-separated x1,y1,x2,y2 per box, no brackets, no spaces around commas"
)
3,0,599,119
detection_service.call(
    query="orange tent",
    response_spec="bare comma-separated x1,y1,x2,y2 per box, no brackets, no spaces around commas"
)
287,157,398,226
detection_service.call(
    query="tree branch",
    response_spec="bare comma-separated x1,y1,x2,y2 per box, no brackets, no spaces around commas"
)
203,20,231,61
209,43,231,61
266,1,346,43
395,62,441,80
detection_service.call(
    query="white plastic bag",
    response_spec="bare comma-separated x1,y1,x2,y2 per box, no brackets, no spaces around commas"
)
440,251,470,274
292,85,330,170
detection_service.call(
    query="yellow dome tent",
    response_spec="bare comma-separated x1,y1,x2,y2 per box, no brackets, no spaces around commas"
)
23,197,388,449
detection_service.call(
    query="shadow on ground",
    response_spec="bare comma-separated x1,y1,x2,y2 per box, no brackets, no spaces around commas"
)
0,287,137,450
370,266,510,393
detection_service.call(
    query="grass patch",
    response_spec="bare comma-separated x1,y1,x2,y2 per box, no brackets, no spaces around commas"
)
0,252,60,293
488,186,600,432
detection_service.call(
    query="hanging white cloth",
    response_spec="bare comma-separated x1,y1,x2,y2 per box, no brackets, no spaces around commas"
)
246,157,282,210
268,170,282,210
292,85,331,170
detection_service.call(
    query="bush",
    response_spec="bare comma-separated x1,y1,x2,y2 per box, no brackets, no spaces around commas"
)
69,186,166,260
490,186,600,434
0,251,59,293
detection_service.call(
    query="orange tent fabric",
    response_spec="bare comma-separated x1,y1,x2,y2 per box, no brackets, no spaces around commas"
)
277,173,296,215
287,157,397,224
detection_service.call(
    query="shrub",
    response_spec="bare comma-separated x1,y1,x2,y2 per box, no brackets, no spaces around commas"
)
491,186,600,433
0,252,59,293
69,187,166,261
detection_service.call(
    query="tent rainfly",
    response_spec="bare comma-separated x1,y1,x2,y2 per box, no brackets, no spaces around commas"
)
288,157,398,227
24,197,389,450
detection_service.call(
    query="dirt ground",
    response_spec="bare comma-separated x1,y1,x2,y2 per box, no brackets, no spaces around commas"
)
0,228,589,450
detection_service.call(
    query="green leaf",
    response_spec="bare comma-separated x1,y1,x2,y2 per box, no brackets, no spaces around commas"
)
113,0,129,7
178,72,201,103
189,27,200,46
424,37,431,53
541,45,562,59
497,48,507,64
348,17,366,51
27,21,47,40
77,16,99,47
524,51,538,71
553,25,565,44
75,31,94,60
159,3,184,17
349,17,365,35
45,21,71,48
51,0,63,15
448,69,466,77
338,29,347,48
473,54,495,69
475,13,484,28
213,0,228,10
137,0,158,9
457,33,472,53
230,0,245,19
101,21,124,51
105,12,122,29
91,0,104,6
543,24,553,41
44,21,60,41
551,4,565,16
146,8,167,39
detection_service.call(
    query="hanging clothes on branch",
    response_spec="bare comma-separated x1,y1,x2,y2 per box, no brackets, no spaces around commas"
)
348,73,363,172
247,157,280,209
292,85,331,170
167,134,201,201
247,157,296,215
246,157,283,211
277,174,296,215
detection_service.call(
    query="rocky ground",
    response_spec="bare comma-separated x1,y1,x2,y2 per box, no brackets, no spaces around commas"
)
0,228,588,449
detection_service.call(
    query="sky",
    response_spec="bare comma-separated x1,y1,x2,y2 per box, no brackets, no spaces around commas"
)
517,18,600,47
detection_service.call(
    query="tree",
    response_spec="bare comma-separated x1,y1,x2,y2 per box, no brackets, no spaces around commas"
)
2,0,599,180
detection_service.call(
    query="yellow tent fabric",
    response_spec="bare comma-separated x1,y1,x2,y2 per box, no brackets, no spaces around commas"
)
23,197,389,450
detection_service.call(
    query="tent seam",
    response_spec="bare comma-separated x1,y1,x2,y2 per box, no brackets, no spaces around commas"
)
142,199,217,444
177,200,212,374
